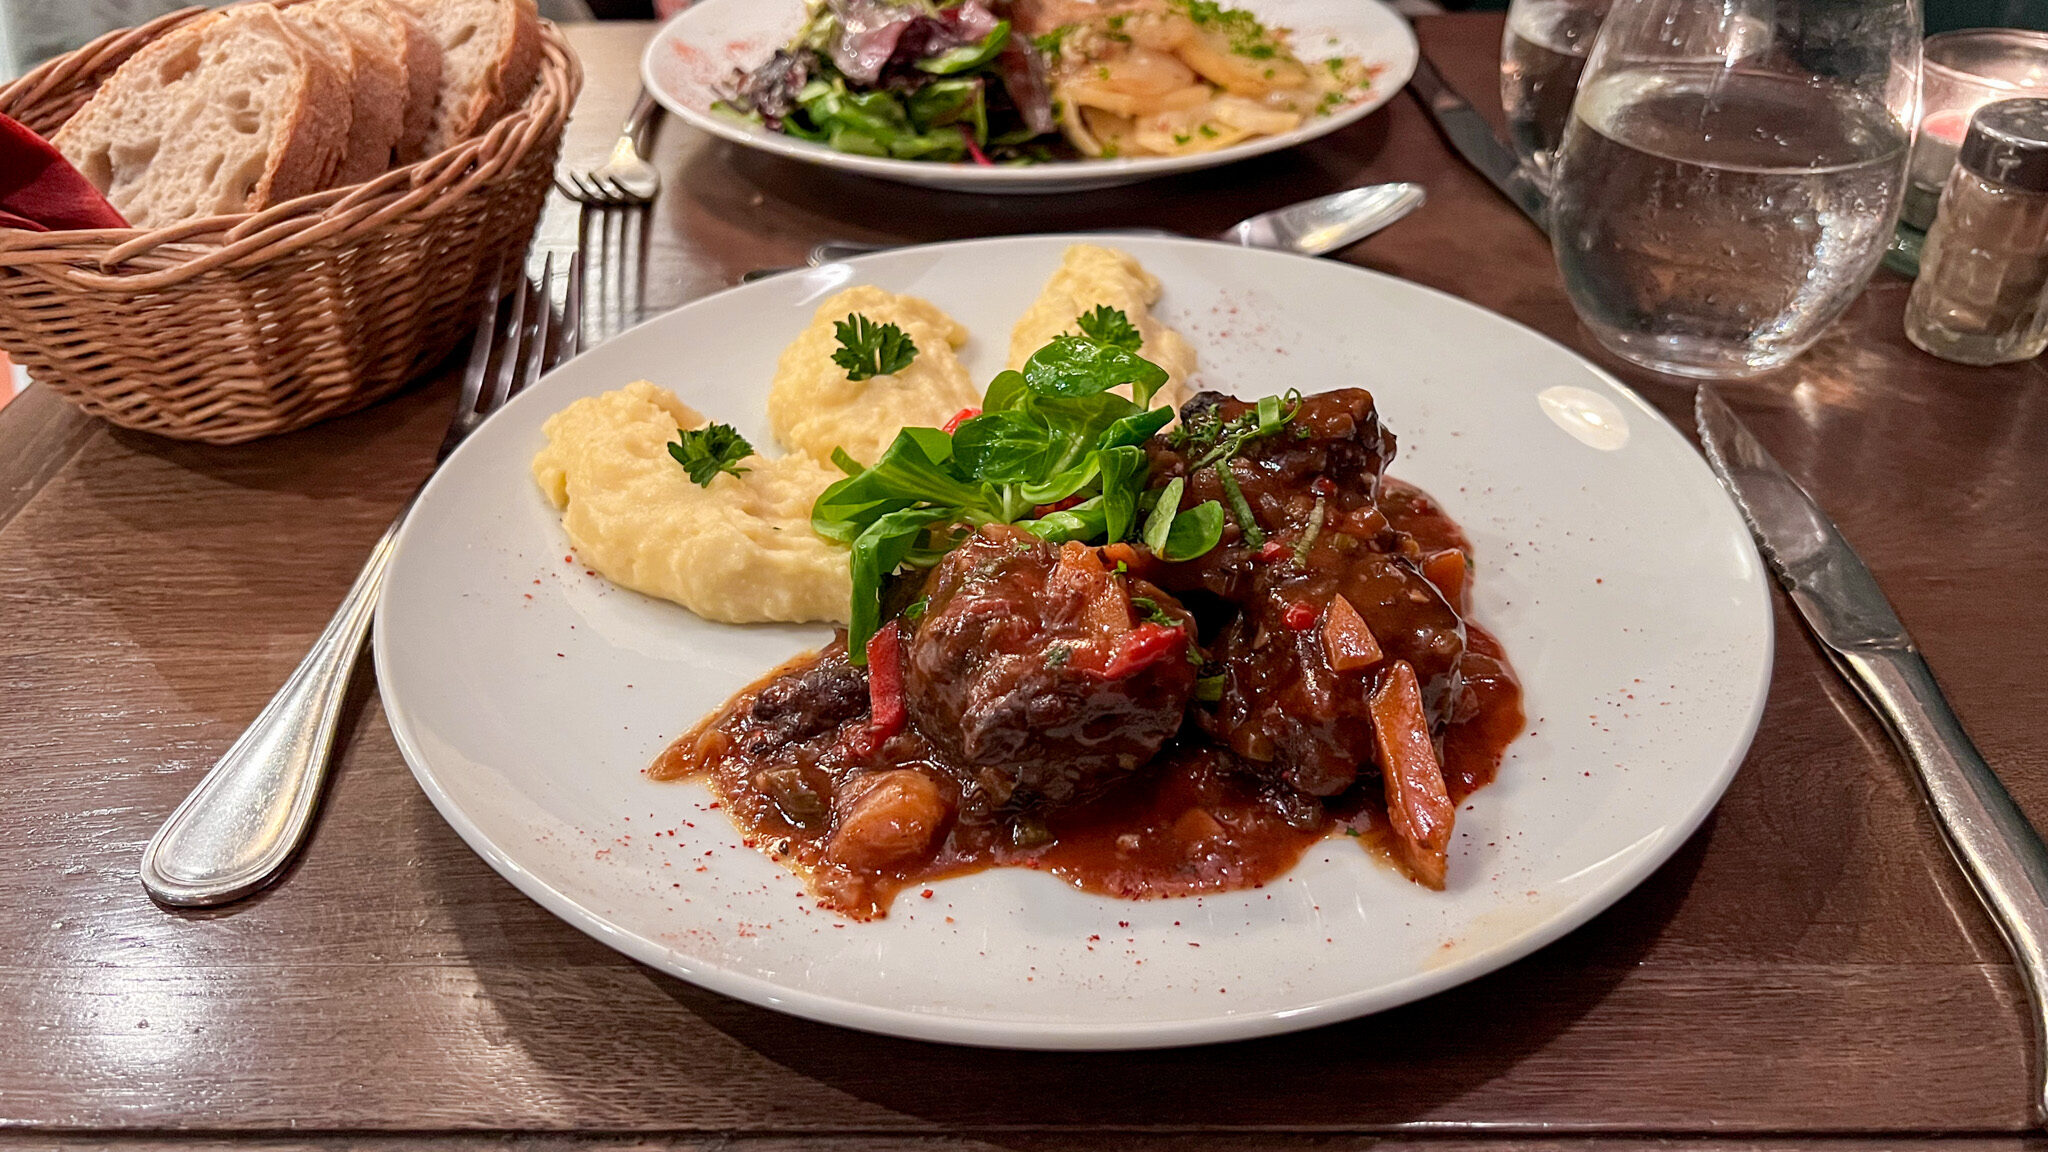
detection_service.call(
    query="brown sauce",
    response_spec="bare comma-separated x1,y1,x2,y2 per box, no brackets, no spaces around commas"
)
652,476,1524,920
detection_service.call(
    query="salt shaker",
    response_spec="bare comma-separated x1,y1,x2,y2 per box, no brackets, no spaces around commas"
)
1906,98,2048,365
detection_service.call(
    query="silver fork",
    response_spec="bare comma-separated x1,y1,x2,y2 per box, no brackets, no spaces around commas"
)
556,87,662,345
139,253,579,908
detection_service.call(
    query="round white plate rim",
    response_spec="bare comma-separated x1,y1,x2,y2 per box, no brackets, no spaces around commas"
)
638,0,1419,192
373,234,1774,1049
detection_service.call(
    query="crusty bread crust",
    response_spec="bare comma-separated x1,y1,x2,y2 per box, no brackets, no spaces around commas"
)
254,8,352,206
391,0,542,155
489,0,543,131
294,0,407,185
387,1,443,164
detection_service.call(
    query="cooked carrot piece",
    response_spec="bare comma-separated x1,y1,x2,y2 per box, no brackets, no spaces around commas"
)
1323,594,1384,671
1370,660,1454,890
1421,549,1468,610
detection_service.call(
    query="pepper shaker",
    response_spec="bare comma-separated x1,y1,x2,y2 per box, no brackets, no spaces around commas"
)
1906,98,2048,365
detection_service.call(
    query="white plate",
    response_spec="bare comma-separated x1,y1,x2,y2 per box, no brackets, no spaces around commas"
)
374,236,1773,1049
641,0,1419,193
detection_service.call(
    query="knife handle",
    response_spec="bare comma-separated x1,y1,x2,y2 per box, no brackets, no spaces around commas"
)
1835,643,2048,1120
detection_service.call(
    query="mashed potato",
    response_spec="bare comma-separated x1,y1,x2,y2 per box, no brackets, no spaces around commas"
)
533,382,851,624
1007,245,1196,409
768,286,980,467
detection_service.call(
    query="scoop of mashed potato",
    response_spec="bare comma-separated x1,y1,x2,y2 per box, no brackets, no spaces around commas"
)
1008,245,1196,409
533,382,851,624
768,286,980,467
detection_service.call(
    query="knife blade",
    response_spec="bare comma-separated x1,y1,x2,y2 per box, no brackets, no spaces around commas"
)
1696,385,2048,1122
1405,53,1549,232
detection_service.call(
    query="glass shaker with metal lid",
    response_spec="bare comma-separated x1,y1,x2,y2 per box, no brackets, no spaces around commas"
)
1905,98,2048,365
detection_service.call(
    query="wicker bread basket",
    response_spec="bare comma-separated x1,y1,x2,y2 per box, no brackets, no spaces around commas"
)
0,5,582,444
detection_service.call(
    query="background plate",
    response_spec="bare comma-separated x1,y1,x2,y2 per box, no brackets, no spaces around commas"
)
641,0,1420,193
374,235,1772,1049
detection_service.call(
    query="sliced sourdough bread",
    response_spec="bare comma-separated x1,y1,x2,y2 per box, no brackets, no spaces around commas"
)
387,0,541,156
53,4,351,228
285,0,405,185
316,0,443,167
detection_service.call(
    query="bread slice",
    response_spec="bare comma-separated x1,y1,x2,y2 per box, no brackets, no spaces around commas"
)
387,0,541,156
316,0,443,167
285,0,405,185
53,4,351,228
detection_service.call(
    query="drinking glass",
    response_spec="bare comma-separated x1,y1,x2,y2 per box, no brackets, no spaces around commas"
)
1548,0,1922,378
1500,0,1611,192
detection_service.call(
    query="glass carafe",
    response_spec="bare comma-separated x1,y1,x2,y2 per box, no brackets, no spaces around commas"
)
1548,0,1922,378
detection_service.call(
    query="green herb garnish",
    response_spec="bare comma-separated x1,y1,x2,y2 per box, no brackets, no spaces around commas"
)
832,313,919,381
814,308,1224,660
667,423,754,487
1074,305,1143,350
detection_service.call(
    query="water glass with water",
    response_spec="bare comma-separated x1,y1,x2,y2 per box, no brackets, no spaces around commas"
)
1548,0,1922,378
1500,0,1610,192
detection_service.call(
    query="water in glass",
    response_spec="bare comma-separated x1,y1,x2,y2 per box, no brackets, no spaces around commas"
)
1548,0,1921,378
1501,0,1609,190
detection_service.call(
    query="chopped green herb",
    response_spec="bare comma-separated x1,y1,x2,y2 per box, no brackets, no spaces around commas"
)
1045,643,1073,668
1194,673,1226,702
1173,133,1191,145
1198,123,1219,138
1169,0,1284,59
902,597,930,623
1130,595,1177,628
831,313,918,381
667,423,755,486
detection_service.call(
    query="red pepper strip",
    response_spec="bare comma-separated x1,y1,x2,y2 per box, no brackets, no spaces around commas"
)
1258,540,1288,563
942,406,980,433
1282,601,1318,631
864,622,907,746
1100,622,1187,679
960,125,995,166
1031,493,1086,518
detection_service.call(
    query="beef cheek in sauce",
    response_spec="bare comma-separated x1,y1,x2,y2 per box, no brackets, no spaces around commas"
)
652,387,1524,918
903,525,1199,821
1144,389,1467,797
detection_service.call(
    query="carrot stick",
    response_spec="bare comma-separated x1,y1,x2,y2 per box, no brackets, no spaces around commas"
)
1323,593,1384,671
1370,660,1454,890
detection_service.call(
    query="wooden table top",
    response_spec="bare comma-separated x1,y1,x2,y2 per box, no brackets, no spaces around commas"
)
5,14,2047,1150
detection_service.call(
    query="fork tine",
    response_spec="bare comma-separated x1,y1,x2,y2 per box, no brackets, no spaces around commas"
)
513,252,554,398
485,257,531,413
604,204,627,340
601,175,632,205
434,253,513,460
576,172,609,204
553,177,580,202
558,248,584,363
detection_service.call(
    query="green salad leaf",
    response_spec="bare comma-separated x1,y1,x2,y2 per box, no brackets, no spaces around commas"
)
812,307,1225,660
915,20,1011,74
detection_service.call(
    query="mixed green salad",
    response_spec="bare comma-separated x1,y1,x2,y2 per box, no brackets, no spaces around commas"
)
715,0,1057,164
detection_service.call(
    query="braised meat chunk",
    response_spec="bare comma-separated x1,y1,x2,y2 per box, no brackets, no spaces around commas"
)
902,525,1199,820
1144,389,1466,799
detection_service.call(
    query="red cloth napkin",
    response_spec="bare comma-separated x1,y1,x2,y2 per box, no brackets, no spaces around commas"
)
0,113,127,231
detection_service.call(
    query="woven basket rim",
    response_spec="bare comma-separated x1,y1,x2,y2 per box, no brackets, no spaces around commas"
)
0,3,581,283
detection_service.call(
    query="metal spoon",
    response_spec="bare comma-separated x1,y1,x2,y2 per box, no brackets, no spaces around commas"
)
748,182,1426,280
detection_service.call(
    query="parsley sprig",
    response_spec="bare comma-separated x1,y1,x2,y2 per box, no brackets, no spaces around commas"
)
831,313,918,381
668,423,755,487
813,306,1226,660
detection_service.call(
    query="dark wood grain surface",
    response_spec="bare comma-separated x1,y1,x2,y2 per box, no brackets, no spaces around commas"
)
4,15,2047,1149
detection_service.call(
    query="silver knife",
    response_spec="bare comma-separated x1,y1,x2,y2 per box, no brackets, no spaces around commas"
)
1406,52,1549,232
1696,385,2048,1121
